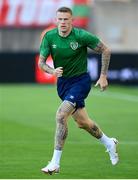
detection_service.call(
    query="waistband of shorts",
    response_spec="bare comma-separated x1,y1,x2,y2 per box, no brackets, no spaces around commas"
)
58,72,88,81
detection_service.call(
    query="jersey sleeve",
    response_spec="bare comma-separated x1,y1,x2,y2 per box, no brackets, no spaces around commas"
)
39,35,50,58
80,29,100,49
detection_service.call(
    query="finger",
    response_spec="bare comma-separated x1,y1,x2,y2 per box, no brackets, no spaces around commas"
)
95,81,99,87
56,69,63,73
57,68,63,72
57,71,63,74
57,74,63,77
57,71,63,76
58,67,63,70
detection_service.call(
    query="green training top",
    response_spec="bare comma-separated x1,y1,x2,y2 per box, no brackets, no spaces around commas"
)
40,27,100,78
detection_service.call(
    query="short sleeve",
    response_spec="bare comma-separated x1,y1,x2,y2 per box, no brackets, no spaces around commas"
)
80,29,100,49
39,35,50,58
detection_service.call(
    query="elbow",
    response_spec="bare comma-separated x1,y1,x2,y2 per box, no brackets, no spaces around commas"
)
38,59,41,69
105,47,111,55
38,61,41,70
38,56,44,70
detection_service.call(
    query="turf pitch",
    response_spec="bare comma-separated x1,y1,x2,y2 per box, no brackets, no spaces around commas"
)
0,84,138,179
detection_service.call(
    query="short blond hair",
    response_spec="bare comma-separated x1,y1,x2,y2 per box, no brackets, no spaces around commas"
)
56,7,72,15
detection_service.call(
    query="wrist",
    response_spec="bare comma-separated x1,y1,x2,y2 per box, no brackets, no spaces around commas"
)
100,73,107,78
51,69,55,75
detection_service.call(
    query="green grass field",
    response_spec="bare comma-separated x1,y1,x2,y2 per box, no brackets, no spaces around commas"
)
0,84,138,179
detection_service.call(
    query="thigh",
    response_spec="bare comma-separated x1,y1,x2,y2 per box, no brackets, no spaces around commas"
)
72,107,89,122
57,100,75,120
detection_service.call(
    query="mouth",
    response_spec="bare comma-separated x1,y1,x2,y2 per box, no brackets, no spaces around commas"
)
61,26,66,28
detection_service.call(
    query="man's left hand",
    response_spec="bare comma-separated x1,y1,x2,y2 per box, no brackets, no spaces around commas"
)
95,74,108,91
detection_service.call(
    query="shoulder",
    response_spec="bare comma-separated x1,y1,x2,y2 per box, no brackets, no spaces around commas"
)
45,28,57,36
72,27,98,39
40,28,58,43
72,28,100,48
72,27,85,36
77,28,97,37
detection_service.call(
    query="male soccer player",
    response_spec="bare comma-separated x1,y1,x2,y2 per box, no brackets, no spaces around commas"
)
38,7,119,175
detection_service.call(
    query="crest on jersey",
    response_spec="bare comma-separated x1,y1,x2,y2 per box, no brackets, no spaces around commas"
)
70,42,78,50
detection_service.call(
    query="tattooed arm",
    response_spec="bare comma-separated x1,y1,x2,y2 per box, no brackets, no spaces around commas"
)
38,55,54,74
38,55,63,77
93,41,111,91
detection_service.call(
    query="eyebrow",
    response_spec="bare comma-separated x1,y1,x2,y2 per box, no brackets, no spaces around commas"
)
58,18,69,20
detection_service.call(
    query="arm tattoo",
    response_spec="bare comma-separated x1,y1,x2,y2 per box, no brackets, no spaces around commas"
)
55,101,75,150
38,55,54,74
93,42,111,75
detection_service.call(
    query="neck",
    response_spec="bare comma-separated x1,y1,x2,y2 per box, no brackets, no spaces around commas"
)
58,26,72,37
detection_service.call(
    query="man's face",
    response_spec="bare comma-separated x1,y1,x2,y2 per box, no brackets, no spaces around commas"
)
56,12,73,33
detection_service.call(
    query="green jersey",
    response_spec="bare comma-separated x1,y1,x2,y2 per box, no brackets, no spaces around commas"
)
40,27,100,77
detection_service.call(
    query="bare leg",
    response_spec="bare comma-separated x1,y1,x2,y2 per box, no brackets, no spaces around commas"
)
41,100,75,173
55,100,75,150
72,107,119,166
48,100,75,166
72,107,103,139
41,106,118,173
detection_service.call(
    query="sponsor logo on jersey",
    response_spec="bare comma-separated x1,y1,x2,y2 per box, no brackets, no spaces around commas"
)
52,44,57,48
70,42,78,50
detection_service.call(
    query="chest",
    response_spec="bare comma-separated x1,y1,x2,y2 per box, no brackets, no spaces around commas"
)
49,35,83,59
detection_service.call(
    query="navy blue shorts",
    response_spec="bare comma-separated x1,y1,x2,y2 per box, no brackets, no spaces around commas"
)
57,73,92,109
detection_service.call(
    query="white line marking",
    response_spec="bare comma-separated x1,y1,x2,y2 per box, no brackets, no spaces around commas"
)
92,91,138,103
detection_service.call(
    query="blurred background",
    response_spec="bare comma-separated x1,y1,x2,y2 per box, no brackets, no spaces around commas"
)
1,0,138,179
0,0,138,84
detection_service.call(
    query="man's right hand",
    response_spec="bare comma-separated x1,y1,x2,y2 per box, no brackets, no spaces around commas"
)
53,67,63,77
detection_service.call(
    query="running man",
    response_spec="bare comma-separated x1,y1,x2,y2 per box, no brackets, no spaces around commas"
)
38,7,119,175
